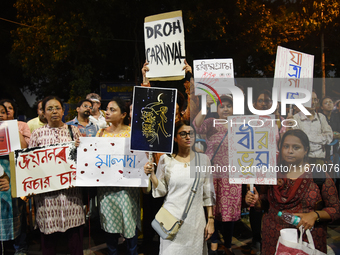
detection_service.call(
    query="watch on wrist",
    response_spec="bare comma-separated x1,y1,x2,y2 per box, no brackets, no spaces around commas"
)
315,211,320,222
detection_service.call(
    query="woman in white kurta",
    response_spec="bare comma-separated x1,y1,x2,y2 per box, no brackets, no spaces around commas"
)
145,120,216,255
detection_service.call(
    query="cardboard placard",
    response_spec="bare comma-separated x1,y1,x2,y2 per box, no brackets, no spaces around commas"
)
273,46,314,107
144,10,186,80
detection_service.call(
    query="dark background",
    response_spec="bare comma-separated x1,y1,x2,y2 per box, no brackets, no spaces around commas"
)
1,0,340,118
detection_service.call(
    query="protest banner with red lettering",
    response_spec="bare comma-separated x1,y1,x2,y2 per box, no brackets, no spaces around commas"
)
228,115,277,185
193,58,235,113
144,10,186,80
193,58,235,94
0,120,21,156
76,137,149,187
273,46,314,107
10,142,77,197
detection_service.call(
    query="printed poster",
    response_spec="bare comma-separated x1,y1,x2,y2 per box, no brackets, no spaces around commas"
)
131,86,177,154
77,137,149,187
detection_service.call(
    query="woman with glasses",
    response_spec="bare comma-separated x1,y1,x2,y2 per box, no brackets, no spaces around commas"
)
144,120,215,255
29,96,84,255
96,97,140,255
194,95,240,255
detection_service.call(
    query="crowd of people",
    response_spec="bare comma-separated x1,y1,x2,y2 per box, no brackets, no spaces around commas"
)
0,60,340,255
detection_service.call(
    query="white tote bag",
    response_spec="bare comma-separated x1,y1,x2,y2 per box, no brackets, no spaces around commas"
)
275,226,327,255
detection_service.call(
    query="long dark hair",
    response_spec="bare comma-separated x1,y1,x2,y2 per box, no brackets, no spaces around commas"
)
0,99,17,118
278,129,310,165
169,120,196,157
0,103,8,114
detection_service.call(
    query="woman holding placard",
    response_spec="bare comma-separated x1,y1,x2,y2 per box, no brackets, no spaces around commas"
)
0,99,31,147
194,94,240,255
96,97,140,255
246,129,340,254
29,96,84,255
144,120,215,255
0,103,28,254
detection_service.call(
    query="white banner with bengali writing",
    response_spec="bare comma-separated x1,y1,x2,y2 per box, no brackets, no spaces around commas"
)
11,142,77,197
194,58,235,96
273,46,314,107
76,137,149,187
228,115,277,185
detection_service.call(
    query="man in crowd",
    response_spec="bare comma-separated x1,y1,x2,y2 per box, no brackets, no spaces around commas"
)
67,99,99,137
27,100,47,133
290,90,332,165
86,93,107,129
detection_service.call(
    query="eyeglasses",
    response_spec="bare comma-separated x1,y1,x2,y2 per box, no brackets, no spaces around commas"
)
178,131,194,138
46,107,62,112
82,104,93,109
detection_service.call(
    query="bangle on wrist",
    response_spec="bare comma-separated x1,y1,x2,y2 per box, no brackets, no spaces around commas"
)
315,211,320,222
208,216,214,220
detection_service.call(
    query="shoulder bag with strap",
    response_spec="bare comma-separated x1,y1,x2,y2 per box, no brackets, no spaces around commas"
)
211,131,228,163
68,125,74,141
151,152,201,240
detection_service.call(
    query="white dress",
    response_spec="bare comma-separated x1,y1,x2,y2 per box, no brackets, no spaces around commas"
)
153,153,216,255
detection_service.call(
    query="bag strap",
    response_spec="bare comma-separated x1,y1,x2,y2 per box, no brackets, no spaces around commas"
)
98,128,105,137
298,226,315,249
211,131,228,163
180,152,201,222
68,125,74,141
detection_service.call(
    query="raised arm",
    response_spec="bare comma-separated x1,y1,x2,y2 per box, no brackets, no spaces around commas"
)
194,96,215,128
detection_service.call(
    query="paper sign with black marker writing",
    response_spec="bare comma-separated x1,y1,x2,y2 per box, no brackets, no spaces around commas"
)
144,10,186,80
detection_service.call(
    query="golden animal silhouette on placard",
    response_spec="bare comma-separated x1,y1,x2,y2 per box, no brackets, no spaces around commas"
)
140,93,171,145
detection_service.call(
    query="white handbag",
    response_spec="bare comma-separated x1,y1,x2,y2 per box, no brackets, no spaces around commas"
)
275,226,327,255
151,152,201,240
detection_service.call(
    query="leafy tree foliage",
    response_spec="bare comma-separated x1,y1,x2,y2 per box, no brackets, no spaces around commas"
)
8,0,340,114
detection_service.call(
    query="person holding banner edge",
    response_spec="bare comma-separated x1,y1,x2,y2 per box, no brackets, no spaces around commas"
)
0,103,26,255
28,96,84,255
0,99,31,147
194,94,241,255
95,97,140,255
144,120,215,255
